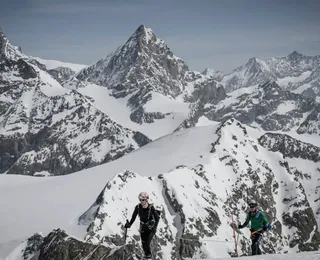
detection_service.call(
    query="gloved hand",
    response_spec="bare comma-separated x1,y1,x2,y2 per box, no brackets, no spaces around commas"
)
124,222,131,229
262,226,268,231
238,224,243,229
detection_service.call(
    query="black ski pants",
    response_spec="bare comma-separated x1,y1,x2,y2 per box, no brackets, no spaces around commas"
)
140,225,156,256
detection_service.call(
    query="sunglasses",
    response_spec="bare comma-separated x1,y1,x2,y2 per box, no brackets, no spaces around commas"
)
249,204,256,208
139,199,147,201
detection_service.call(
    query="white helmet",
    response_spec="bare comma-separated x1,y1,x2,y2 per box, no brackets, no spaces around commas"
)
138,192,149,201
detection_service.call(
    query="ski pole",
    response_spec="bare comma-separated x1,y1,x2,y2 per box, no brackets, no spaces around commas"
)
122,220,129,260
231,214,238,257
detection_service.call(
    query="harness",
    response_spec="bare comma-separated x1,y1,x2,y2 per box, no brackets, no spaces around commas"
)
138,204,155,230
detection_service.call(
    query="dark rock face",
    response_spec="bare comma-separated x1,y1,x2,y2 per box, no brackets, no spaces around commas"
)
283,208,320,251
258,133,320,162
28,229,139,260
297,103,320,135
22,233,44,260
0,59,37,79
185,79,226,104
130,106,167,124
48,67,76,84
174,79,227,132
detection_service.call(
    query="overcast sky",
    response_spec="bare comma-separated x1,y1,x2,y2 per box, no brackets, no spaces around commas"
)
1,0,320,73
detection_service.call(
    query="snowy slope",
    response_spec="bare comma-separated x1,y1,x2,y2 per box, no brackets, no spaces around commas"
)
0,119,319,259
71,82,190,139
32,56,87,72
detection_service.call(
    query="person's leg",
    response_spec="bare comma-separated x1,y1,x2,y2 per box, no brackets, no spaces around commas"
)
257,235,262,255
144,229,156,256
251,235,260,255
140,229,150,257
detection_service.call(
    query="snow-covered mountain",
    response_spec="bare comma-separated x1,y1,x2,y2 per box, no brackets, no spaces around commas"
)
0,25,228,176
75,25,188,98
221,52,320,95
64,25,226,139
202,68,224,81
0,30,149,176
1,119,319,259
178,80,320,136
222,57,276,92
266,51,320,79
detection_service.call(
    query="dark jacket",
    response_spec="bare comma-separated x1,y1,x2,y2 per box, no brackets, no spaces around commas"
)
129,204,160,229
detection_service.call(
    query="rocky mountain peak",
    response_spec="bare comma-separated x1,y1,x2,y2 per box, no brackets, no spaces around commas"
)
0,29,23,62
118,24,159,58
287,51,304,61
245,57,270,73
131,24,156,44
247,56,259,64
75,25,189,99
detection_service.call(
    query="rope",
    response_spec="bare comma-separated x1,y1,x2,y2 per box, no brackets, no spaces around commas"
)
178,237,234,243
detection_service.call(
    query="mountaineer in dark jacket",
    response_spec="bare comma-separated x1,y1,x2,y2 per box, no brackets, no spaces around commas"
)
238,200,270,255
125,192,160,259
